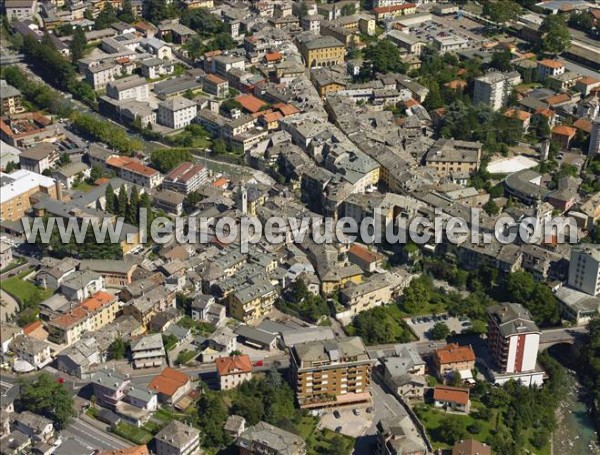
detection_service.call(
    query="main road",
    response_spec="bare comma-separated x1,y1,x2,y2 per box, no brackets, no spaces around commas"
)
62,417,132,452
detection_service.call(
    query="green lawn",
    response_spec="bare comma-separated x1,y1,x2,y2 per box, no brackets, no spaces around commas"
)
294,416,354,455
414,401,496,450
72,181,95,192
0,270,53,306
0,257,25,274
113,423,153,445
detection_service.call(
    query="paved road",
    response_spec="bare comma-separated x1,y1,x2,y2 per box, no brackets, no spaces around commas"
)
63,417,131,452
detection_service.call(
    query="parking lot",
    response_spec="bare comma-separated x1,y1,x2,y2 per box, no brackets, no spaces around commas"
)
406,314,472,341
319,404,374,438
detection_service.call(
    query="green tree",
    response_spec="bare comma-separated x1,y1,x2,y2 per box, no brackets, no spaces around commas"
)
437,415,467,445
183,191,203,215
423,82,443,110
185,35,205,60
94,4,117,30
118,0,135,23
117,185,129,218
105,183,116,213
197,392,231,447
506,271,535,303
341,4,356,16
108,337,127,360
540,14,570,55
483,0,520,27
150,149,193,173
362,39,406,76
144,0,174,24
212,138,227,155
126,185,140,224
20,373,75,429
490,49,512,72
69,27,86,64
483,199,500,216
430,322,451,340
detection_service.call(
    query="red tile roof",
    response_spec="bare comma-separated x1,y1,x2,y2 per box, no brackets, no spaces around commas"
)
22,321,42,335
538,59,564,69
273,103,300,117
545,93,571,106
165,161,205,183
215,355,253,376
212,177,229,188
81,291,116,312
205,74,227,85
148,367,190,396
552,125,577,138
578,76,600,86
235,94,267,114
574,118,593,134
348,243,381,264
373,3,416,14
99,446,150,455
504,109,531,122
435,343,475,365
433,386,470,405
265,52,283,62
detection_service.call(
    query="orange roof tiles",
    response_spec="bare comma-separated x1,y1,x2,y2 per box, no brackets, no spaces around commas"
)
273,103,300,117
265,52,283,62
444,80,467,90
205,74,227,85
212,177,229,188
504,109,531,122
123,161,159,177
535,108,555,118
215,355,253,376
404,98,420,108
235,94,267,113
51,306,88,329
262,111,283,123
433,386,470,405
99,446,150,455
22,321,42,335
148,367,191,396
578,76,600,86
591,9,600,19
574,118,593,133
349,244,381,264
81,291,116,312
373,3,416,14
435,343,475,365
545,93,571,106
538,59,564,69
552,125,577,137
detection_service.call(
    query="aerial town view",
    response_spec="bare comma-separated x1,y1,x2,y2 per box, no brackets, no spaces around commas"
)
0,0,600,454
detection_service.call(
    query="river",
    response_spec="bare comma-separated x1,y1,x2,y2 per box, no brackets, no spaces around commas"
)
552,359,599,454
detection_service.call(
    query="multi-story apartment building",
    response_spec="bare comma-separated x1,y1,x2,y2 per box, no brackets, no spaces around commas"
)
9,335,52,369
0,170,60,222
589,116,600,156
433,343,476,379
215,355,253,390
130,333,166,369
85,62,121,90
163,162,207,194
157,97,197,130
228,279,277,324
106,76,150,102
123,286,176,327
18,143,61,174
290,337,373,409
236,421,307,455
473,71,521,111
202,74,229,98
140,58,174,79
537,59,565,81
105,156,163,188
299,36,346,68
487,303,542,385
424,138,482,177
0,81,25,115
92,369,130,410
155,421,200,455
568,245,600,296
4,0,38,20
48,291,120,345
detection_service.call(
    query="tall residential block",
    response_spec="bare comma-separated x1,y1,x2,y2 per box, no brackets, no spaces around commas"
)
472,71,521,111
568,245,600,296
290,337,373,409
487,303,540,375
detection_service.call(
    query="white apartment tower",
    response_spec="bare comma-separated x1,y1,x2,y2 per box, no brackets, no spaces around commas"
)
473,71,521,111
589,117,600,156
568,246,600,296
